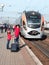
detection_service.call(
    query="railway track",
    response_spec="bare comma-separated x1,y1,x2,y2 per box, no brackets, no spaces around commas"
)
31,40,49,58
21,36,49,65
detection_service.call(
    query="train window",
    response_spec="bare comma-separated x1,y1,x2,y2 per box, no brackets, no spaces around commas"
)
23,21,25,25
42,22,44,26
23,21,27,30
26,14,41,23
27,19,41,23
26,15,41,19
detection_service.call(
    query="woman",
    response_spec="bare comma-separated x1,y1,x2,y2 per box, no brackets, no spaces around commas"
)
14,24,20,43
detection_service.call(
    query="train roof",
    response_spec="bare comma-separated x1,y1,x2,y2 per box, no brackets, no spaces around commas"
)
24,11,41,16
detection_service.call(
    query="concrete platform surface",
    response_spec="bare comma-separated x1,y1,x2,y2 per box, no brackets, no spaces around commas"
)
0,32,37,65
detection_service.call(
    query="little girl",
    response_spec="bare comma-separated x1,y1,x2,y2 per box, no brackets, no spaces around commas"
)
7,29,11,49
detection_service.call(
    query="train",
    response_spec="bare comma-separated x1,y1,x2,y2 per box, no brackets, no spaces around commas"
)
20,11,44,39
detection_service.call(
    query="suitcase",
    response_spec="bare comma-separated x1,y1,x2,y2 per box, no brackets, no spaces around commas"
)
11,43,19,52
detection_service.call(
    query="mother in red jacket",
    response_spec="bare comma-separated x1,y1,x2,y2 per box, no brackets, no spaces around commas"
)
14,24,20,43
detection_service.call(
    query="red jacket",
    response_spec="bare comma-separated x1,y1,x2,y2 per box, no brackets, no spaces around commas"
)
7,34,11,40
14,27,20,37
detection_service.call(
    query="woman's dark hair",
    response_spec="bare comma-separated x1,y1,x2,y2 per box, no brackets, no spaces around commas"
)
15,24,20,28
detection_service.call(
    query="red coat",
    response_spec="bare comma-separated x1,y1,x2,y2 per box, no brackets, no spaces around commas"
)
7,34,11,40
14,27,20,37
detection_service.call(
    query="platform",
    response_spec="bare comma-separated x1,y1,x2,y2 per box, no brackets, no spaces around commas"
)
0,32,42,65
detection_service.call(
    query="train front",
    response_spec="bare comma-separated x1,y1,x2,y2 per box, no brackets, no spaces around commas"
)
23,11,44,39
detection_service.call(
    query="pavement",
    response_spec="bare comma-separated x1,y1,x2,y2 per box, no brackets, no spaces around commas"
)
0,32,43,65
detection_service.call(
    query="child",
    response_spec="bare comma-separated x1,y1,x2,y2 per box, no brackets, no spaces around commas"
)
6,29,11,49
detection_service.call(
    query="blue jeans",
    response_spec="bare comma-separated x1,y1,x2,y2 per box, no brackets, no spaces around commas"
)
7,40,10,49
14,37,19,43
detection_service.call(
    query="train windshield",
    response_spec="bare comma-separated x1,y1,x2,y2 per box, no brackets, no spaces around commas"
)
27,15,41,28
27,15,41,23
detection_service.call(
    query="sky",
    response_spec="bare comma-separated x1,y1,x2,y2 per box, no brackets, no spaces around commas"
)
0,0,49,23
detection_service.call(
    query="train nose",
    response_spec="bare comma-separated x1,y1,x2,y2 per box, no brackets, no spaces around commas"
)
28,30,40,35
